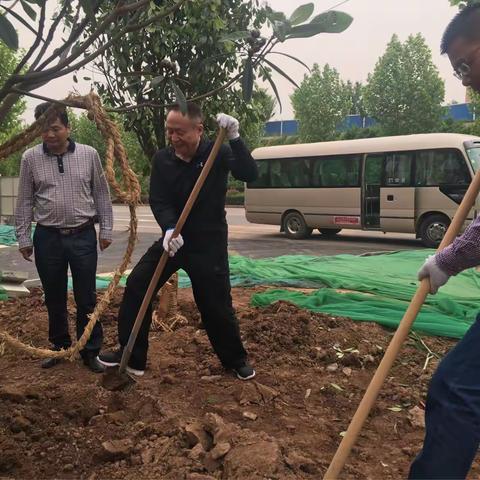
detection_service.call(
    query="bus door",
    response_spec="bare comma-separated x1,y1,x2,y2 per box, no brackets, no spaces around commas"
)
362,153,383,229
380,152,415,233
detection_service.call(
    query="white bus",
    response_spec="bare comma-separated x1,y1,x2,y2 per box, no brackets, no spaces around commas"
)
245,133,480,247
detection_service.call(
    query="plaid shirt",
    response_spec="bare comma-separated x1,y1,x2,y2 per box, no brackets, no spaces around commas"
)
436,215,480,276
15,140,113,249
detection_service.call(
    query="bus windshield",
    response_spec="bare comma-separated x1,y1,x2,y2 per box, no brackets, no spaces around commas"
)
467,147,480,172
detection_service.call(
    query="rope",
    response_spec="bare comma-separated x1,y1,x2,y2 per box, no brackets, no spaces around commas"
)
0,92,141,360
152,272,187,332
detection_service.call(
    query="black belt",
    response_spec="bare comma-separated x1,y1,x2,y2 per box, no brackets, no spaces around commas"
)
37,219,94,236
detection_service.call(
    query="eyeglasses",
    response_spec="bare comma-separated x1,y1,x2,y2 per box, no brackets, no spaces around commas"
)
453,47,480,80
454,62,471,80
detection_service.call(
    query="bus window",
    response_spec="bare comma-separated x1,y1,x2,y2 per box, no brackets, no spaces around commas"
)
311,155,361,187
248,160,269,188
385,152,413,186
288,158,310,187
415,149,470,186
466,146,480,171
269,158,310,187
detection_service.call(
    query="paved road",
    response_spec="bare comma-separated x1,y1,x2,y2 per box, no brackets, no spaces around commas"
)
1,206,425,286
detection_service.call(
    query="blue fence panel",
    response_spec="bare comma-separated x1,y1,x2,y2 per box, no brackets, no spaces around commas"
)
264,104,474,137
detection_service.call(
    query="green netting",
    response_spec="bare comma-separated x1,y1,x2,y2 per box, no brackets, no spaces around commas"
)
0,225,19,246
91,250,479,339
239,251,479,339
0,272,7,301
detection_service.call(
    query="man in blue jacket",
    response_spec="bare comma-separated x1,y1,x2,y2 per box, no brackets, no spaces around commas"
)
99,103,258,380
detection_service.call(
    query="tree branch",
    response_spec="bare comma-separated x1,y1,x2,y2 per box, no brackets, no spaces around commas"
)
10,88,88,110
14,0,190,90
10,0,152,84
10,2,47,75
36,2,96,71
29,2,70,71
0,4,42,38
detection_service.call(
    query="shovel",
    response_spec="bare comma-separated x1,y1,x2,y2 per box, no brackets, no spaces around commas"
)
323,167,480,479
102,128,227,391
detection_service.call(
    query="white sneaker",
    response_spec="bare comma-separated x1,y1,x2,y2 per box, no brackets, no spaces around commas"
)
126,366,145,377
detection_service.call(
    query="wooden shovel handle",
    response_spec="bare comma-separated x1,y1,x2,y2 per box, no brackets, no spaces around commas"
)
119,128,227,373
324,167,480,479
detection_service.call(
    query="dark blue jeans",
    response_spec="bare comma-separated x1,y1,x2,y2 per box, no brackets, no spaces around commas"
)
33,225,103,358
409,314,480,479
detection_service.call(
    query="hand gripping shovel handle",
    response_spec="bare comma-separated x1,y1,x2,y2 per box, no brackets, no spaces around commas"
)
324,167,480,480
118,128,227,374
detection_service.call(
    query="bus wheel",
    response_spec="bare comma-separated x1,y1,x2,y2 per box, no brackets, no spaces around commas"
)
283,212,313,239
419,214,450,248
319,228,342,236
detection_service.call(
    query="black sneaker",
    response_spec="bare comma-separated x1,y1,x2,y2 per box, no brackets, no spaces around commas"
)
98,348,123,367
41,357,62,369
232,363,256,381
83,356,106,374
98,349,145,377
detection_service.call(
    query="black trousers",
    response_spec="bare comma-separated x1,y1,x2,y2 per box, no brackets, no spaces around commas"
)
117,231,247,370
33,225,103,358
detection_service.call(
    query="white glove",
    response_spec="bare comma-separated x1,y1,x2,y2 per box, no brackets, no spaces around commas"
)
162,229,184,257
417,255,450,294
216,113,240,140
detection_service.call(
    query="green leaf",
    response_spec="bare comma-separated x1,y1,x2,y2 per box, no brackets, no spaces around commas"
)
273,21,288,42
20,0,37,21
269,51,311,72
263,58,299,88
289,3,314,26
309,11,353,33
83,76,91,81
170,80,187,114
0,15,19,50
73,74,78,83
260,65,282,112
219,31,251,42
79,0,95,19
286,11,353,40
330,383,344,392
387,406,403,412
241,57,254,102
267,10,287,23
151,75,164,87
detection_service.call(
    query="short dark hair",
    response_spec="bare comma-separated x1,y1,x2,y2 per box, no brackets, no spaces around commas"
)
34,102,69,127
441,4,480,54
168,102,204,123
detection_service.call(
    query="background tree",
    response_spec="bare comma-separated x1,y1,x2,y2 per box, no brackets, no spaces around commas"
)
69,111,150,198
291,63,352,142
450,0,480,7
91,0,267,158
90,1,353,158
0,0,193,124
345,81,366,118
0,1,353,130
0,40,26,176
363,34,445,136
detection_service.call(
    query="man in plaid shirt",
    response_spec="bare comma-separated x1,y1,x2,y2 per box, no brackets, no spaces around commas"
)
15,103,113,373
409,5,480,479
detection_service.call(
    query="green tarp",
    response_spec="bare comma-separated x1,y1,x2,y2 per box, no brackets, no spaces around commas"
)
0,272,7,301
94,250,479,339
0,225,19,246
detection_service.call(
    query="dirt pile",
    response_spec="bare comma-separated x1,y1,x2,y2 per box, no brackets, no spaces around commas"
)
0,287,477,479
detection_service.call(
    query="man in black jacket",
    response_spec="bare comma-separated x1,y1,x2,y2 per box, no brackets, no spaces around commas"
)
99,103,258,380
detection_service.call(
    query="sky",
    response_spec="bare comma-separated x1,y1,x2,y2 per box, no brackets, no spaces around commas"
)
14,0,463,122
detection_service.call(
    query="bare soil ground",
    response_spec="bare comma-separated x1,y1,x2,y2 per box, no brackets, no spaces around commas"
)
0,286,477,479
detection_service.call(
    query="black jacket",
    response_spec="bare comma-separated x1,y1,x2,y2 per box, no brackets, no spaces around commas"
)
149,137,257,237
